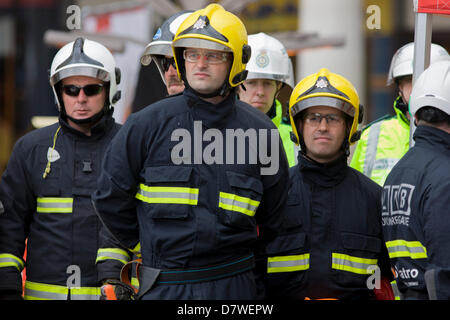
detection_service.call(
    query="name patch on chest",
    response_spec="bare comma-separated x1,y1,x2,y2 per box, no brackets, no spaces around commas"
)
381,183,415,226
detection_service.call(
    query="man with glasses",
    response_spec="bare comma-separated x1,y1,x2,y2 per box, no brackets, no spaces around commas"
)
265,68,393,300
93,4,289,300
0,38,121,300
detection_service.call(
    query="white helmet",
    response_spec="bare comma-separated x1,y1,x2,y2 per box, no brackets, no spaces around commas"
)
140,11,193,83
387,42,449,86
409,59,450,117
49,37,121,111
245,32,294,88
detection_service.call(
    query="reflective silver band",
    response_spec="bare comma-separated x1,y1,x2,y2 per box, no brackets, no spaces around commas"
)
173,38,231,52
291,96,355,118
363,121,382,177
50,66,110,85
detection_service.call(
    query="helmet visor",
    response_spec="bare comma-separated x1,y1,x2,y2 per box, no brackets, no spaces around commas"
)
50,66,110,85
291,96,355,118
246,71,290,85
141,41,173,66
173,38,231,52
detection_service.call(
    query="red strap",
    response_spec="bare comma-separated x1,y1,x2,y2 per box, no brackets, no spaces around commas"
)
120,259,142,294
103,284,117,300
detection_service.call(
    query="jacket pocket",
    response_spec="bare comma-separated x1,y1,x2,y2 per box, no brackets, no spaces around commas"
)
266,233,307,257
332,232,381,288
137,166,198,220
36,188,74,214
266,233,309,299
217,171,263,230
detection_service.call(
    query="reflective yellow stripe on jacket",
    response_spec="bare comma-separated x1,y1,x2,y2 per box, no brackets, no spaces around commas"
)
332,253,378,275
219,192,260,217
385,240,427,259
24,281,101,300
0,253,25,271
267,254,310,273
130,242,142,259
96,248,131,265
36,197,73,213
136,184,199,205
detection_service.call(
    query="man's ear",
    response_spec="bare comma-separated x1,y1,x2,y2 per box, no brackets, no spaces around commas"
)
414,113,419,126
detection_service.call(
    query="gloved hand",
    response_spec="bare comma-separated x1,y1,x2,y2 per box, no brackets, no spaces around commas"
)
374,276,396,300
100,279,136,300
0,290,23,300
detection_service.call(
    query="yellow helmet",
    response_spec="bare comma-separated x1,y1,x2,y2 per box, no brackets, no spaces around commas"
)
172,4,251,91
289,68,363,147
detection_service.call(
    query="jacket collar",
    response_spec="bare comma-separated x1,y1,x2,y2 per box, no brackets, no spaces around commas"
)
393,96,410,129
413,125,450,156
298,153,348,187
184,87,236,129
267,99,282,127
58,108,115,139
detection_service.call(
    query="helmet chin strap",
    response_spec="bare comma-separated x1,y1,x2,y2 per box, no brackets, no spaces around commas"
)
65,108,106,125
62,101,109,125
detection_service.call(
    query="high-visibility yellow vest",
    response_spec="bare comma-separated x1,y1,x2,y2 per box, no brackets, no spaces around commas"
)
350,102,410,186
271,100,298,167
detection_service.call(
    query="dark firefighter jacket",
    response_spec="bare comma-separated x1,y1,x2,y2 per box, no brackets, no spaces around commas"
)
0,111,120,300
93,88,289,299
266,153,392,299
382,125,450,300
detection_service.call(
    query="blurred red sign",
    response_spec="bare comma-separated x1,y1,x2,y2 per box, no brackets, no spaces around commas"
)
417,0,450,15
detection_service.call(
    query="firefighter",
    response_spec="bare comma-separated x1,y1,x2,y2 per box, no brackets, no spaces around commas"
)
0,38,121,300
265,68,393,299
92,3,289,300
237,32,298,167
95,11,195,294
140,10,194,96
350,43,449,186
382,60,450,300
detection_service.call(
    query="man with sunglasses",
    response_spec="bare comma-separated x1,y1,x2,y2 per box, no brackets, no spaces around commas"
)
265,68,393,300
127,11,193,118
93,4,289,300
0,38,121,300
140,11,194,97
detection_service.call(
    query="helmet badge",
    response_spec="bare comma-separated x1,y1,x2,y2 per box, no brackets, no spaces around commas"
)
315,78,328,88
255,52,269,68
193,17,207,29
153,28,162,40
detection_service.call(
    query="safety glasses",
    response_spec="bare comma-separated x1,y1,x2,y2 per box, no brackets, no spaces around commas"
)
183,49,229,64
303,112,345,127
160,57,176,72
62,84,104,97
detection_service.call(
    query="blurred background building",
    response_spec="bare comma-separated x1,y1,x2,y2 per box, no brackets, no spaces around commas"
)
1,0,449,174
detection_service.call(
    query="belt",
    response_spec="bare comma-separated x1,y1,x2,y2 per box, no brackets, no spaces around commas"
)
156,254,255,284
133,254,255,299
